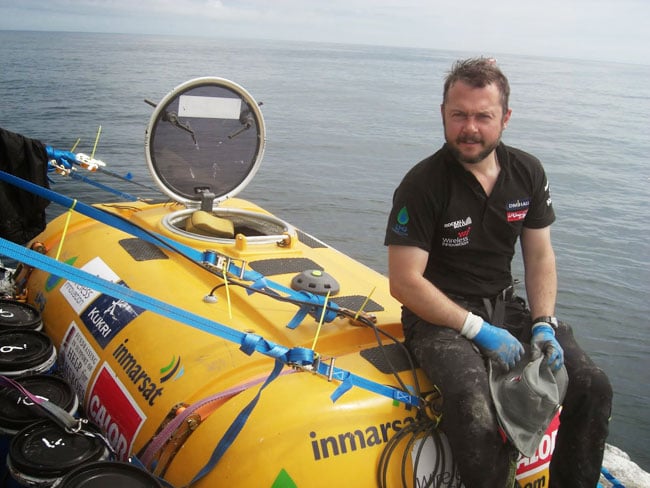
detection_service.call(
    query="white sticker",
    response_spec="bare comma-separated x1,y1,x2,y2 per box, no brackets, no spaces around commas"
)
60,257,120,314
59,321,100,403
178,95,241,119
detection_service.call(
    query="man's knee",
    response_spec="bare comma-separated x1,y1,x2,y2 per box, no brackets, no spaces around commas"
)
572,364,612,400
564,364,613,428
443,387,499,440
592,367,613,401
587,368,613,418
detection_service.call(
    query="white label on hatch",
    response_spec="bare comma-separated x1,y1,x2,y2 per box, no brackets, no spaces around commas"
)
178,95,241,119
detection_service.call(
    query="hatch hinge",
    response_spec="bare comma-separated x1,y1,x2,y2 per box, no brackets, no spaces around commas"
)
195,187,216,211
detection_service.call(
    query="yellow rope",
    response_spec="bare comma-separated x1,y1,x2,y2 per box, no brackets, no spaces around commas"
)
224,259,233,319
70,138,81,152
91,126,102,159
311,290,331,351
353,286,376,320
55,199,77,261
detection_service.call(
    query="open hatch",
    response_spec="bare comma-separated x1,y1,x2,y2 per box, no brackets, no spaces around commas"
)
145,77,294,245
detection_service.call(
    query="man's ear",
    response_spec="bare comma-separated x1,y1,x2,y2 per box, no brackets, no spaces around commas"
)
502,108,512,129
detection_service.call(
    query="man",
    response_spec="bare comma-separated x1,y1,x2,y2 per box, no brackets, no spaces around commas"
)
385,58,612,487
0,126,75,244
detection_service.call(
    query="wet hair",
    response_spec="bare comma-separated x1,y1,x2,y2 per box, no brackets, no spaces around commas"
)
443,57,510,115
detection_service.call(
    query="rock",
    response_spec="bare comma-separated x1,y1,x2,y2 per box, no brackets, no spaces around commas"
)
601,444,650,488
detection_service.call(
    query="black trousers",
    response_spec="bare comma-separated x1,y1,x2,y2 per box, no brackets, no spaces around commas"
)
403,297,612,488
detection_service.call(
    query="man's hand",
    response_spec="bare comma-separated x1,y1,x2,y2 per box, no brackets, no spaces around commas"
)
45,145,77,173
461,312,524,370
531,323,564,371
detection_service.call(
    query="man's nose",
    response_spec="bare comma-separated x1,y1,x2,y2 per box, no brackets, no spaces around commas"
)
460,116,479,134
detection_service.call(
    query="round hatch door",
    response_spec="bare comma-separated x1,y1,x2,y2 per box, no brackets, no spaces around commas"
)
145,77,265,207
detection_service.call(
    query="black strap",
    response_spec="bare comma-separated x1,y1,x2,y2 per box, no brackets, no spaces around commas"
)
483,294,506,326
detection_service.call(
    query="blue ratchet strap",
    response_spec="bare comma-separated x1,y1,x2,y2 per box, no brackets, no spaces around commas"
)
0,238,419,408
1,237,245,346
68,170,139,201
600,467,626,488
315,360,419,406
0,170,183,255
227,260,341,329
188,341,315,486
239,333,315,367
0,170,341,329
186,358,285,487
246,275,270,294
240,333,289,360
286,291,338,330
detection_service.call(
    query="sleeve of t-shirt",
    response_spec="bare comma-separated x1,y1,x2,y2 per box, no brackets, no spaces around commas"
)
384,180,436,251
523,164,556,229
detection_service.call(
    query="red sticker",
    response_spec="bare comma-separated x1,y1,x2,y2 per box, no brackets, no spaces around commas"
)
87,363,146,460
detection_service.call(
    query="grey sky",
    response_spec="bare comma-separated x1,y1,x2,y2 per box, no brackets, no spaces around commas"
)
0,0,648,64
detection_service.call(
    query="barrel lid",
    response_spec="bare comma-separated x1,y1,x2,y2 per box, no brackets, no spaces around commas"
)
0,299,42,331
0,374,78,431
0,330,55,373
144,77,265,209
58,461,163,488
9,420,108,477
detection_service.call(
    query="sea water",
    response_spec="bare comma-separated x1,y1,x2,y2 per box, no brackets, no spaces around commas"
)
0,30,648,471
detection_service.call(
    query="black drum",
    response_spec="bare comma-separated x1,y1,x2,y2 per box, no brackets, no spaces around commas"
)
0,300,43,332
7,420,110,487
0,330,57,377
55,461,163,488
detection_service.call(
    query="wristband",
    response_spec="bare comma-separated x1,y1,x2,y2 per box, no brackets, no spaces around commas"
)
532,323,556,337
460,312,483,339
532,315,558,330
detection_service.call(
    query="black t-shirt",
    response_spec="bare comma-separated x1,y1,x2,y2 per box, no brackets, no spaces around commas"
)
385,142,555,298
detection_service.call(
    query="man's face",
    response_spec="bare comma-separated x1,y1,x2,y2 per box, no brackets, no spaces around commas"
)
441,81,511,165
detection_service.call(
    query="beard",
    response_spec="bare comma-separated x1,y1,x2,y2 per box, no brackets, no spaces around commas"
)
446,134,501,165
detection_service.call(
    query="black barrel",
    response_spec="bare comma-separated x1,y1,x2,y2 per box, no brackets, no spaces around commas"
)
0,330,57,377
55,461,163,488
0,374,79,435
7,420,110,487
0,300,43,331
0,374,80,482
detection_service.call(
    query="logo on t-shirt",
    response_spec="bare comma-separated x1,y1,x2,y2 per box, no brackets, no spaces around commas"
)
391,206,410,237
506,198,530,222
441,216,472,247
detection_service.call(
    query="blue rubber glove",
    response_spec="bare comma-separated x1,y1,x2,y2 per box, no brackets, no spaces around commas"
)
531,323,564,371
45,145,77,173
461,312,524,370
